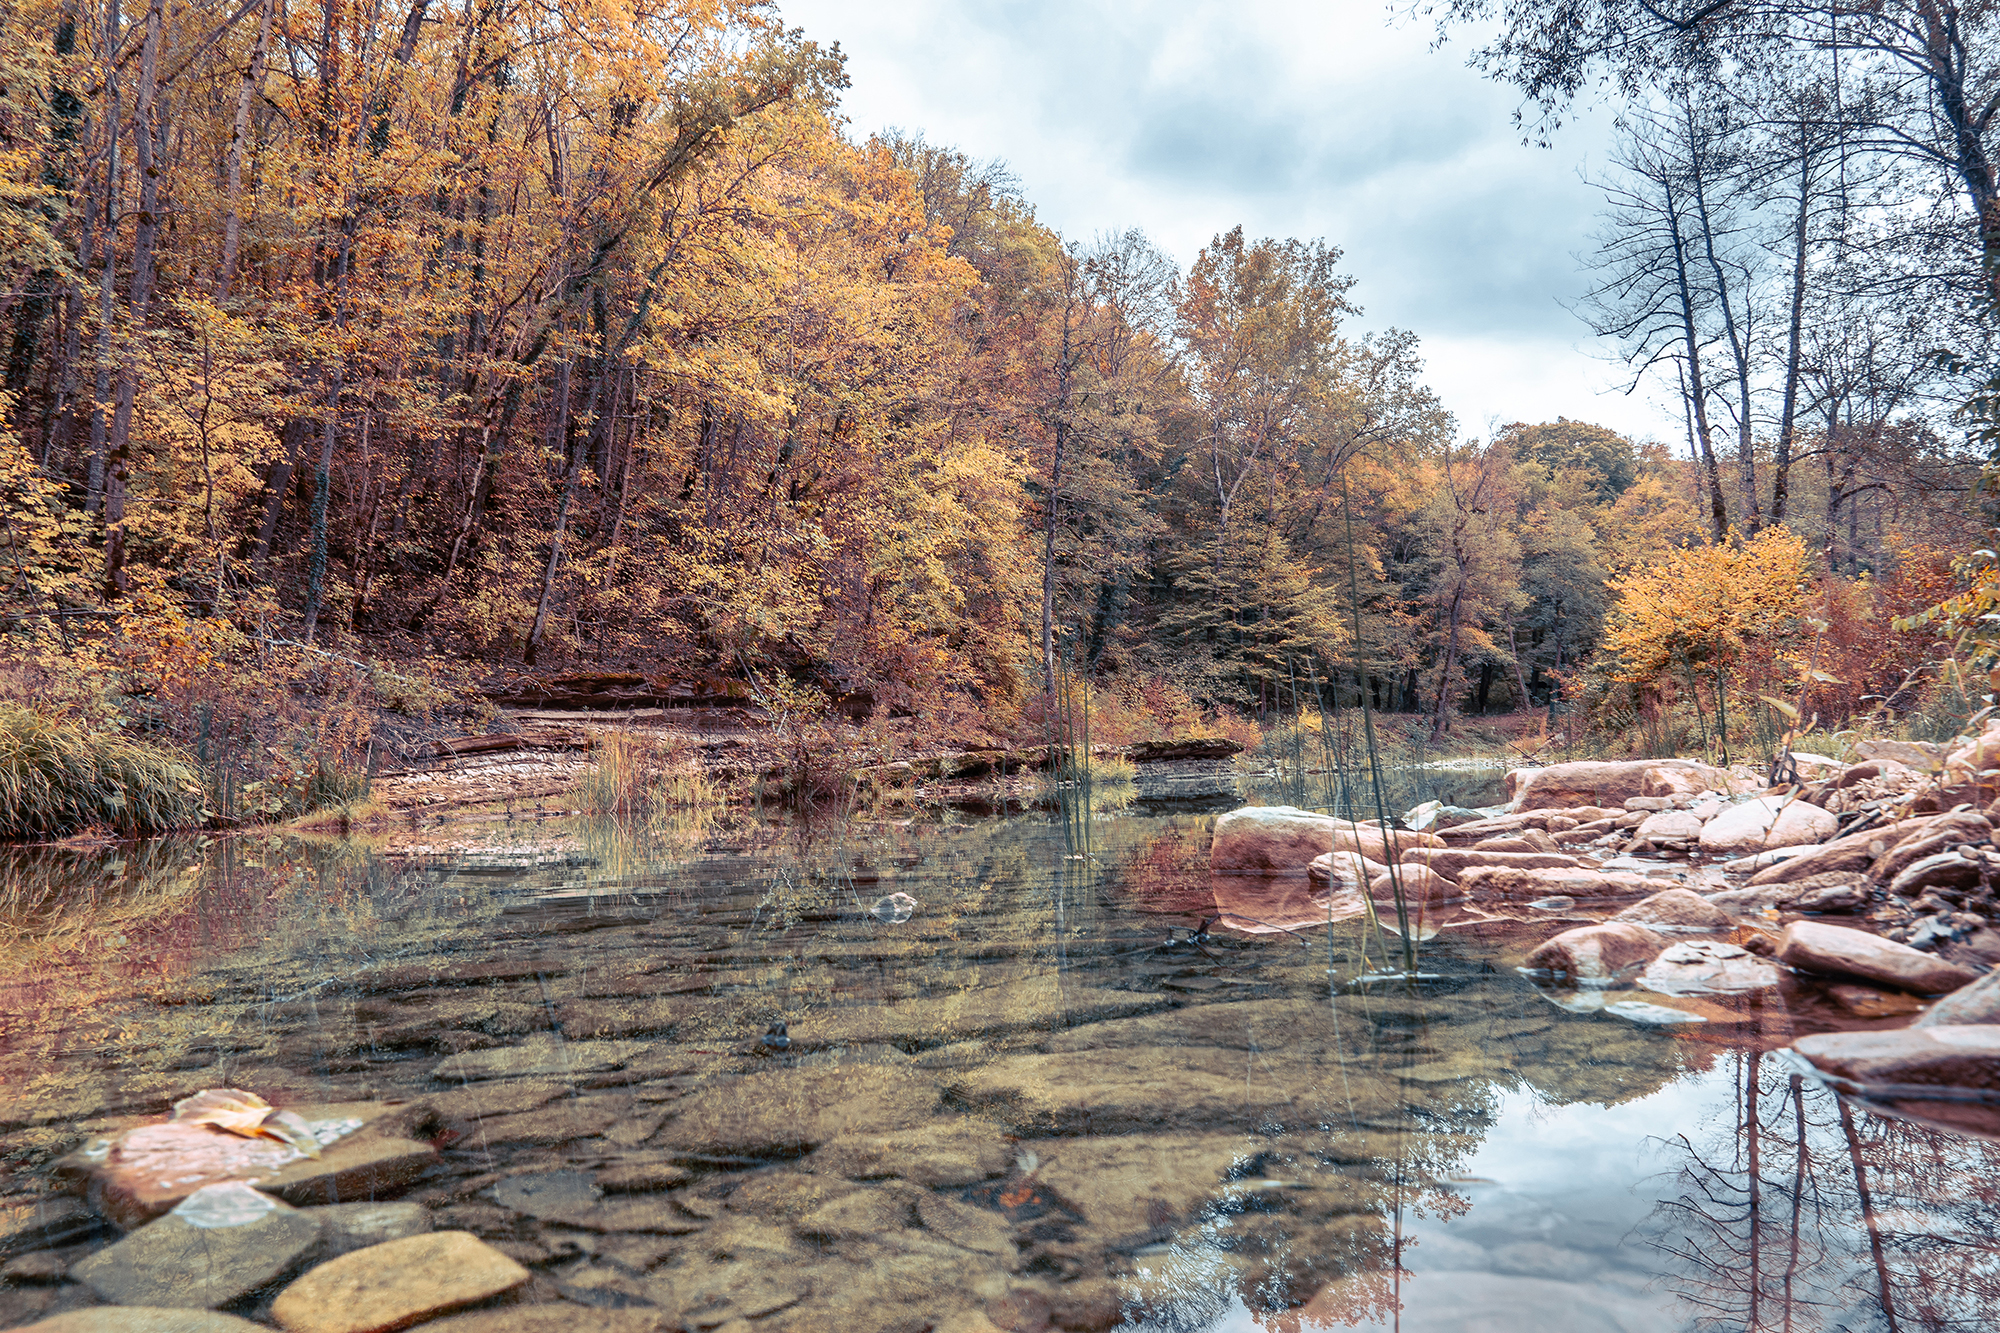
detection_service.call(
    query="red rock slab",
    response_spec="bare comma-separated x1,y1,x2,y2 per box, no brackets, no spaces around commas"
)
1778,920,1980,996
1525,923,1667,982
58,1103,437,1230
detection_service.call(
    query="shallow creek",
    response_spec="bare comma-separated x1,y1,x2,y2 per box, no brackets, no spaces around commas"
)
1,804,1995,1332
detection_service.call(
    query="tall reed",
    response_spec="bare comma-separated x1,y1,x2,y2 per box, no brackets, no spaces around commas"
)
576,732,716,821
0,706,206,840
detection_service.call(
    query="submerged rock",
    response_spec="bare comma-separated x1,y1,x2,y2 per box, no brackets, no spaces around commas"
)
1639,941,1783,995
1611,888,1732,933
1777,920,1981,995
72,1183,323,1309
1524,923,1668,982
270,1232,530,1333
1791,1025,2000,1140
1458,866,1659,901
14,1315,273,1333
1399,848,1585,884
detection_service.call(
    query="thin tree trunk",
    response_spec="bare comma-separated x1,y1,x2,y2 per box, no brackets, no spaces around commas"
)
1667,185,1728,541
217,0,275,299
1771,121,1814,525
103,0,166,595
86,0,121,513
525,357,580,664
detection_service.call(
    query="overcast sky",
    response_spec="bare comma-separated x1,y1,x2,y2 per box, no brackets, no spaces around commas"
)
779,0,1684,446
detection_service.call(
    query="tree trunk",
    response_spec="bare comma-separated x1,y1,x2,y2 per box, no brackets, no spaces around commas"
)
103,0,166,595
217,0,275,299
1770,118,1815,525
1667,181,1728,541
86,0,121,514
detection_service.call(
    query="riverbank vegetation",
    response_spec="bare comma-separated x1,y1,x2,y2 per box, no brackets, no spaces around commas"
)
0,0,1995,835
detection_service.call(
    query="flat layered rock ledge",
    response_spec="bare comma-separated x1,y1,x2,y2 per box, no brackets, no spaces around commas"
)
1211,743,2000,1136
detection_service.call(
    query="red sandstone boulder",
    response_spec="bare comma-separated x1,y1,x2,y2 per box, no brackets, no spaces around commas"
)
1777,920,1980,995
1505,760,1731,812
1525,923,1668,982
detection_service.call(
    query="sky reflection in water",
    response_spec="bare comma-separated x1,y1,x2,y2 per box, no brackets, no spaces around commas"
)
1,805,1995,1333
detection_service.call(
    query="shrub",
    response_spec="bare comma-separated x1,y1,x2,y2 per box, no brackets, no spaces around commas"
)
0,706,206,839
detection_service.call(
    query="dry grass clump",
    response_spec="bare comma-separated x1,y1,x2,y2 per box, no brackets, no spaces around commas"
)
577,732,716,820
0,706,206,839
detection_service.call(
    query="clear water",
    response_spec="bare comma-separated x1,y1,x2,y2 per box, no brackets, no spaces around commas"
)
2,803,1994,1332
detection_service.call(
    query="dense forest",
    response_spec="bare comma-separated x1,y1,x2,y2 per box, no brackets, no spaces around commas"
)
0,0,1996,788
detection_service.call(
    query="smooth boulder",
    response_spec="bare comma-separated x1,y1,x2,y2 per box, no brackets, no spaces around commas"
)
1699,796,1837,855
1209,806,1337,874
1525,923,1668,982
1400,847,1583,883
1639,941,1783,995
1777,920,1980,995
1505,760,1731,812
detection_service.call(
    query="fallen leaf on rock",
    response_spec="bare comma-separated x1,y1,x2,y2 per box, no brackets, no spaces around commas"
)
172,1088,323,1158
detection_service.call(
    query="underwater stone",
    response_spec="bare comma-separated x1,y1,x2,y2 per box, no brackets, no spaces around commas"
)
270,1232,529,1333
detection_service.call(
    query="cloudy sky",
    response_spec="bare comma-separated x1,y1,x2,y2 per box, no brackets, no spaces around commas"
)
779,0,1683,445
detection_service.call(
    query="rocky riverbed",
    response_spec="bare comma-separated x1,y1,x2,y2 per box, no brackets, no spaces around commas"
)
3,773,1998,1333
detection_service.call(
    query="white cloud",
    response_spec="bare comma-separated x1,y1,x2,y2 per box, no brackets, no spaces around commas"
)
783,0,1683,441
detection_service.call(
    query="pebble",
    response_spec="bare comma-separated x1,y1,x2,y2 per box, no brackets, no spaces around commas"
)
270,1232,530,1333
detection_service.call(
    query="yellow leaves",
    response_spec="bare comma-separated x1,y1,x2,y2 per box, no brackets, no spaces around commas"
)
1600,528,1811,686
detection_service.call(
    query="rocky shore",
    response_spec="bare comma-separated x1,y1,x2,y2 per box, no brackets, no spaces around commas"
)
1208,741,2000,1138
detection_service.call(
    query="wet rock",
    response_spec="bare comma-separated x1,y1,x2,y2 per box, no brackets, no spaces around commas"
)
1835,758,1917,788
2,1250,74,1283
431,1035,650,1082
1208,806,1340,873
594,1159,694,1194
1789,877,1869,913
1398,848,1584,884
648,1254,810,1326
796,1183,922,1240
1368,864,1452,913
1505,759,1732,812
1885,850,1989,900
654,1066,942,1157
487,1169,697,1235
303,1202,430,1259
1698,796,1836,854
1632,810,1703,845
418,1310,666,1333
1524,923,1667,982
870,892,919,923
1610,888,1732,932
805,1120,1013,1188
12,1314,272,1333
463,1094,623,1146
1022,1135,1268,1244
1638,941,1783,995
792,984,1172,1052
1748,815,1935,886
1915,965,2000,1026
1457,866,1659,901
1470,831,1562,853
426,1081,571,1124
269,1231,531,1333
1705,886,1786,916
72,1184,322,1308
1868,813,1991,883
913,1193,1016,1264
0,1198,97,1260
1826,984,1929,1018
1777,920,1981,994
1793,1025,2000,1096
948,1049,1352,1137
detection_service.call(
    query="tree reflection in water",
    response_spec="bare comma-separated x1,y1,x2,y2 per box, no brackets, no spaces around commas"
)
1643,1051,2000,1332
